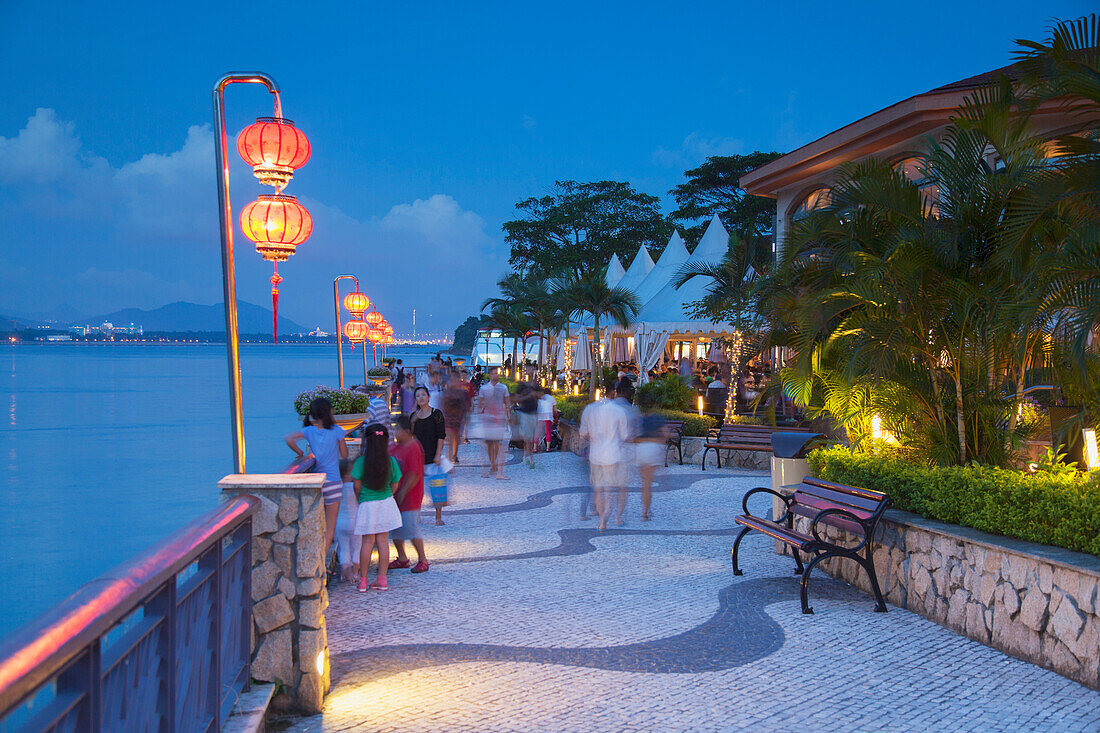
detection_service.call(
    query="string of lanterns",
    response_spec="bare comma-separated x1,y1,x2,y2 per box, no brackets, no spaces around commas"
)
236,117,312,342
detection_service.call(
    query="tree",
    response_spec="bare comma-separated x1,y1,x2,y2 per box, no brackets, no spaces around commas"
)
504,180,673,277
669,153,783,254
554,269,640,396
450,315,490,353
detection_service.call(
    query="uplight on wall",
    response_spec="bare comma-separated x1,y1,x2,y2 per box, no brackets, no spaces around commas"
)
1083,428,1099,471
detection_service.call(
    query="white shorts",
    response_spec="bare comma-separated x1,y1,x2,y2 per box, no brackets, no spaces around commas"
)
590,462,625,490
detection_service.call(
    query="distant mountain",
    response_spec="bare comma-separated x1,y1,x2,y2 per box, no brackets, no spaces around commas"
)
88,301,308,335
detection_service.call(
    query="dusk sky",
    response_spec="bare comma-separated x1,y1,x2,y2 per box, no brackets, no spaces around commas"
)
0,1,1089,335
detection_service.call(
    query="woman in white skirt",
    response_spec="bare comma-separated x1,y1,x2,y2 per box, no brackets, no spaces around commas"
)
635,414,670,521
351,425,403,592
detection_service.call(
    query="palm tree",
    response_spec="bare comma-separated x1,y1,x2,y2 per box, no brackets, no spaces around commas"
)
555,269,640,396
1013,14,1100,371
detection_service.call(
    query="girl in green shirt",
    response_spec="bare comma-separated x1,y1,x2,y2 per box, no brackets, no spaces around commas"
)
352,425,402,592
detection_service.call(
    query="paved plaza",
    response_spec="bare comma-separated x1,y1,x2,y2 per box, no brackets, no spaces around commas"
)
287,445,1100,732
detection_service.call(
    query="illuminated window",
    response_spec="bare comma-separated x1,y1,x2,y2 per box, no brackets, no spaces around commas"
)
791,188,832,221
894,156,939,217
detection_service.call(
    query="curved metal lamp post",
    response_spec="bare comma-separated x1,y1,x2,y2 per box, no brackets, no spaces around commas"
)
213,72,282,474
333,274,368,388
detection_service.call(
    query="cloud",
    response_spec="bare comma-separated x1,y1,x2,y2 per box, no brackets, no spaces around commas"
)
114,125,217,241
0,108,509,334
652,132,746,168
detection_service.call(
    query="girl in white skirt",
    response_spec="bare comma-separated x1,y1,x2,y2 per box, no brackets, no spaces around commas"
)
351,424,403,592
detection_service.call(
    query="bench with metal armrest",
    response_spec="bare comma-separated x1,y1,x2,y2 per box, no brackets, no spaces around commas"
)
732,477,892,614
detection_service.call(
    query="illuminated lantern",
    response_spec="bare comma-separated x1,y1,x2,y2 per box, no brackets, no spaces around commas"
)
365,311,383,326
343,320,369,343
236,117,311,189
240,194,312,260
240,193,312,342
366,328,384,343
343,291,370,316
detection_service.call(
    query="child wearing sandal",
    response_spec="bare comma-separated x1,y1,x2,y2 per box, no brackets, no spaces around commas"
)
352,424,402,592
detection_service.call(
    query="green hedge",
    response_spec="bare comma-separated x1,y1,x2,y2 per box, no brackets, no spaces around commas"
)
647,409,719,437
553,397,718,437
808,446,1100,556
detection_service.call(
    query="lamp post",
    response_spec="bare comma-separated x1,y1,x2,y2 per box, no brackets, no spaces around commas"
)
333,275,370,389
214,72,311,474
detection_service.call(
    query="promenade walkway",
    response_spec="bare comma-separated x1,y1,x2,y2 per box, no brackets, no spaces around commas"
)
288,446,1100,732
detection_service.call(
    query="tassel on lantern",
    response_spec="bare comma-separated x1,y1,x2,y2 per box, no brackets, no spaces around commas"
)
270,266,282,343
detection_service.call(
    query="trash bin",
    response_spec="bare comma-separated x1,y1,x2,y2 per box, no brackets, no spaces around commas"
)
769,432,828,527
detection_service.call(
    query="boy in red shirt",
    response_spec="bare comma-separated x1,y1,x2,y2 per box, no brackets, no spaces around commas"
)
388,415,429,573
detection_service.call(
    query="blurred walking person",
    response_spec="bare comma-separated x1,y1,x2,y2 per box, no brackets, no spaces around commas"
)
478,366,511,479
635,414,669,521
442,371,472,464
579,383,629,530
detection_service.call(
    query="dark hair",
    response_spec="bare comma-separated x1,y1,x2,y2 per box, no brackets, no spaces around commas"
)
395,414,412,433
358,424,391,490
303,397,336,429
339,457,352,479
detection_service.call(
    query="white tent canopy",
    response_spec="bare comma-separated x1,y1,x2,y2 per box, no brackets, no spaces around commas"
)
635,215,732,330
631,231,689,309
605,253,626,287
616,244,655,294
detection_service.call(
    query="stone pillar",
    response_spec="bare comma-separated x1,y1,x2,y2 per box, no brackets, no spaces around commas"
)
219,474,331,714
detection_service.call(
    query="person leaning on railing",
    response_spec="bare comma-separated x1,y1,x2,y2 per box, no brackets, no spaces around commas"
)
286,397,348,568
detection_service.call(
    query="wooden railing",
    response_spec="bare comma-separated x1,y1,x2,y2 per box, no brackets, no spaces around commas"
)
0,496,258,732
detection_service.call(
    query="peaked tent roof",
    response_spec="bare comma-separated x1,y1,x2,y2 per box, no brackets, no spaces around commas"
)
635,216,733,332
605,253,626,288
616,244,655,294
689,214,731,263
630,231,689,310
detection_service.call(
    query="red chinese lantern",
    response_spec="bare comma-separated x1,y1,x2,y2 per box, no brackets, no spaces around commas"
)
364,311,383,326
240,193,312,342
237,117,311,189
344,291,370,315
366,328,383,343
343,320,369,344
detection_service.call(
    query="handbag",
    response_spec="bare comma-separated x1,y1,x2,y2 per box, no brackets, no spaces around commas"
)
425,463,450,505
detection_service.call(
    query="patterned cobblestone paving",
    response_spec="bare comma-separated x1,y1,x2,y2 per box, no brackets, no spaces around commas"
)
286,445,1100,732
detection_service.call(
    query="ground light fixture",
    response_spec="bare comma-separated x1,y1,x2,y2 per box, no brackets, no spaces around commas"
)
1083,428,1099,471
697,395,704,415
213,71,312,473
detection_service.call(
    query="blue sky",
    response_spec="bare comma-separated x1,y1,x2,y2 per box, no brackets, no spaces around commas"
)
0,0,1090,334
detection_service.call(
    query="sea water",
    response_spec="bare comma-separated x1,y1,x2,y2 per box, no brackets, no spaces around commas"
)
0,342,443,636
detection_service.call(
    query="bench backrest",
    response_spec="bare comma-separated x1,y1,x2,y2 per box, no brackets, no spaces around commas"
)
789,477,890,536
713,424,810,438
664,420,685,436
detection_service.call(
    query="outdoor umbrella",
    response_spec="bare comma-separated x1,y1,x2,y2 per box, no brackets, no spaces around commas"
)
573,329,593,372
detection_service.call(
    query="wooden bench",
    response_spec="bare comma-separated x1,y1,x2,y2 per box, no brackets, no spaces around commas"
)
700,424,810,470
664,420,685,467
732,477,892,614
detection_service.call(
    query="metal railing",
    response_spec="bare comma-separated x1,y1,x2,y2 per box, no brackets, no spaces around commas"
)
0,496,258,732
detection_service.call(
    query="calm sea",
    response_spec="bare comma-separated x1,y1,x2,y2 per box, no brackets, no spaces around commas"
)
0,342,445,636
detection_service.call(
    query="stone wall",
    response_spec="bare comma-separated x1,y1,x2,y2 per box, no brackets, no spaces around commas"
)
777,505,1100,689
220,474,331,713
